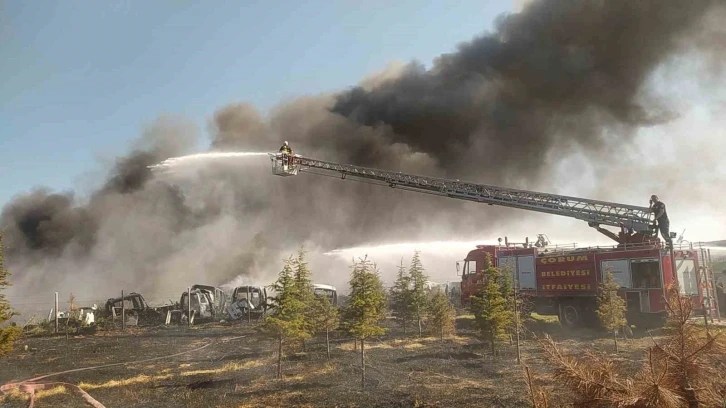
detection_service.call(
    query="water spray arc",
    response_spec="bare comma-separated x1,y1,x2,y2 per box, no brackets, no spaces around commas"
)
148,152,271,173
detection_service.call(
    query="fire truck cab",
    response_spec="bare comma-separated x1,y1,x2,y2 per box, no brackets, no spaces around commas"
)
458,242,704,328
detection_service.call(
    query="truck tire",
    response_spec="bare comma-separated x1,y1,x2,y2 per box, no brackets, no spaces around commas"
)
558,303,581,327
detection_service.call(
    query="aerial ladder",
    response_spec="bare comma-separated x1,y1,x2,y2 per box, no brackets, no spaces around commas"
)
269,153,663,246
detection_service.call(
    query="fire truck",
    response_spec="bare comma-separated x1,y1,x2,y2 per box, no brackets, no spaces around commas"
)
269,152,719,328
457,240,704,328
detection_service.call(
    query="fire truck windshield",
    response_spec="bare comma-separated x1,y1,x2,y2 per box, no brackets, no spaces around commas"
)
462,260,476,276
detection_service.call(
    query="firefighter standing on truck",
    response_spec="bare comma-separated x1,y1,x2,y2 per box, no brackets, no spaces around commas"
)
279,141,293,166
649,195,672,248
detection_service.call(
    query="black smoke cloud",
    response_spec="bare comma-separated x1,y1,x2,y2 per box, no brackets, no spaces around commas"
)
2,0,724,301
328,0,719,182
1,190,95,257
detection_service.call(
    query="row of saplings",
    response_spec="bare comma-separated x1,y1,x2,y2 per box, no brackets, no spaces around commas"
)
260,249,459,387
260,249,550,389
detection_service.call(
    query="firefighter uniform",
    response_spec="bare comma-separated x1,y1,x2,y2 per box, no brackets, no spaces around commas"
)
279,142,293,165
650,196,671,247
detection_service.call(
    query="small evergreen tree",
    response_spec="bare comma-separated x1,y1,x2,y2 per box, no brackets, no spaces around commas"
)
264,257,310,379
499,261,524,359
408,251,430,337
389,259,414,335
310,294,340,359
345,256,387,389
428,288,456,341
596,270,627,352
469,255,513,356
0,233,21,356
291,247,315,350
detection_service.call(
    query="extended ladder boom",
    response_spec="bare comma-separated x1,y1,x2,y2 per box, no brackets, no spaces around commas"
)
270,153,654,235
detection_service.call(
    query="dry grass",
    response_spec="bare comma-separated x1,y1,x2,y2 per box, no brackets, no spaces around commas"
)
0,315,683,408
79,373,175,390
35,385,68,398
0,388,27,405
402,342,426,350
180,359,267,376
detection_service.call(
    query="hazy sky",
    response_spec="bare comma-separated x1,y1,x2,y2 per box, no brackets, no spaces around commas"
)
2,0,724,243
1,0,514,206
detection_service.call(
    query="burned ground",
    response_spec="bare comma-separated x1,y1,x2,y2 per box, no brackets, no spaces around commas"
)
0,316,686,408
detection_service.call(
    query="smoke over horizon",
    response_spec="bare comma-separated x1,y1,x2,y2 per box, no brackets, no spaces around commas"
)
2,0,725,305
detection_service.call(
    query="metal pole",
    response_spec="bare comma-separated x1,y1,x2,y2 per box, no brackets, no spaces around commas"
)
703,302,710,337
54,292,59,334
670,247,677,294
698,248,710,322
247,286,251,324
121,290,125,331
514,271,521,364
707,249,720,320
187,287,192,327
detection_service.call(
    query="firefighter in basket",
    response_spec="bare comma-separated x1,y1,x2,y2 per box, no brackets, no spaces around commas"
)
279,141,294,166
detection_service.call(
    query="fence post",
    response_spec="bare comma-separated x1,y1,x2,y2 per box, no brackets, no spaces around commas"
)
187,287,192,327
54,292,59,334
121,290,126,331
707,248,721,321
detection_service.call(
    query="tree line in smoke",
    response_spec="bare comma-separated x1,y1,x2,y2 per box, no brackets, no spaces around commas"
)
0,234,22,356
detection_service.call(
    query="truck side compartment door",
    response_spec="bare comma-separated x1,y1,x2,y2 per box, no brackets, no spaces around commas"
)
517,255,537,291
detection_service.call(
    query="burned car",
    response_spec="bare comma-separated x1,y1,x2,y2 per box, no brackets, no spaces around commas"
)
190,284,228,314
228,285,268,320
102,292,176,326
179,285,228,324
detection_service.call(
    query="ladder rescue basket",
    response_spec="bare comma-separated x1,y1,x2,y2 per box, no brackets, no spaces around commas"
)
270,153,301,176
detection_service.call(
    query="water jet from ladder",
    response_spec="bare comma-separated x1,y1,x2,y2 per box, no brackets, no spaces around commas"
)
148,151,270,173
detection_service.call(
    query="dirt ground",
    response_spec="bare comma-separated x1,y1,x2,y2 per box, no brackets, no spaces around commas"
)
0,316,670,408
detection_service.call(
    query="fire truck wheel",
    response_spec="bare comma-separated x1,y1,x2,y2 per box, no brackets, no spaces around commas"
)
559,304,580,327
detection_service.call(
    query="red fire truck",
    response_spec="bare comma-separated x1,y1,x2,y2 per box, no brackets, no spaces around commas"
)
269,152,716,327
457,242,703,327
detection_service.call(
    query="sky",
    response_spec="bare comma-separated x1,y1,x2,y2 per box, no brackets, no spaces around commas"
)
0,0,516,206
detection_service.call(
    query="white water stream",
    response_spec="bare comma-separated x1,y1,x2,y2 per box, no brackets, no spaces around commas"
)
148,151,270,172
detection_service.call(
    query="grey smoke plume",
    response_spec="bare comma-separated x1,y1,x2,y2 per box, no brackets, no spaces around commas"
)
2,0,724,302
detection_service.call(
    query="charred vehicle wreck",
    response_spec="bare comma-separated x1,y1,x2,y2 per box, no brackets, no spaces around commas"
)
179,285,229,325
227,285,268,320
102,292,177,326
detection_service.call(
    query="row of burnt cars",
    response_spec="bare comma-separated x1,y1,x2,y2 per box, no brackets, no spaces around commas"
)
100,283,339,327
